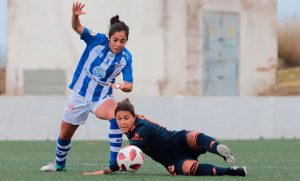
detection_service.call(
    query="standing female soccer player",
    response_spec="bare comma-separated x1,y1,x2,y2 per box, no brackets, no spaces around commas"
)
41,2,133,171
83,99,247,176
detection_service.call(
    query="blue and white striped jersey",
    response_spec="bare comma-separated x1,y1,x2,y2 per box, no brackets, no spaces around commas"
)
69,27,133,102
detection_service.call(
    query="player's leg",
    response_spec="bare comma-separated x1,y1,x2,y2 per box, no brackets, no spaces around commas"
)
56,122,79,169
41,92,89,171
40,121,79,171
94,98,123,164
186,131,235,164
179,159,246,176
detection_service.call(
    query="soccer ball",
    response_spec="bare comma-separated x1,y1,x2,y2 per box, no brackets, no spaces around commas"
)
117,145,144,172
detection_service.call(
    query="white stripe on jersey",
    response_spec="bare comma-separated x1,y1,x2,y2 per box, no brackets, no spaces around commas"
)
73,45,105,94
100,57,127,99
85,51,115,100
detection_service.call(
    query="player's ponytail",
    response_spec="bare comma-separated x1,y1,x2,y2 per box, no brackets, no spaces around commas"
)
115,98,135,117
109,15,129,40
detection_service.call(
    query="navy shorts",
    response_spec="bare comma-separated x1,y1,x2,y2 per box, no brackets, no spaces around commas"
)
165,131,207,175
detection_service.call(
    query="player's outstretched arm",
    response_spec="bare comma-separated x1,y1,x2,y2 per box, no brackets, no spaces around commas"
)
83,168,113,175
72,1,85,35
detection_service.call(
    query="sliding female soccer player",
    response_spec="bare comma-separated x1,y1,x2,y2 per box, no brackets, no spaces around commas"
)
83,99,247,176
41,2,133,171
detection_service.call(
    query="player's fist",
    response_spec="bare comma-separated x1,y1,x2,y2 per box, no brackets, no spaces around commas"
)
109,83,123,90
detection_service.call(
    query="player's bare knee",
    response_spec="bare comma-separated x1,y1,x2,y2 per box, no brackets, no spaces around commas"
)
187,131,200,150
59,132,72,140
182,160,198,175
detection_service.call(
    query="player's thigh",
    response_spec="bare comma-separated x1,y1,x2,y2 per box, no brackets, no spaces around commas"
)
93,97,117,120
175,159,199,176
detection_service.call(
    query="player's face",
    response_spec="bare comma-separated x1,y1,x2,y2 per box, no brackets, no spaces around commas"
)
115,110,135,134
109,31,127,54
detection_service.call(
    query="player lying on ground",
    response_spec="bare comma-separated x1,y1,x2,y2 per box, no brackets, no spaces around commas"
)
83,99,247,176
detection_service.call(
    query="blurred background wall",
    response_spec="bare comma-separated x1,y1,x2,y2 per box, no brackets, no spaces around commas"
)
5,0,277,97
1,0,299,140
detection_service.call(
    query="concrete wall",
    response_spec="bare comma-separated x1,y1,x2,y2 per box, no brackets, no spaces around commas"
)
239,0,277,95
6,0,277,97
7,0,165,97
1,96,299,140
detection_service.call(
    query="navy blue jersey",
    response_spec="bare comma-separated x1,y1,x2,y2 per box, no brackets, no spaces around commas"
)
110,115,188,171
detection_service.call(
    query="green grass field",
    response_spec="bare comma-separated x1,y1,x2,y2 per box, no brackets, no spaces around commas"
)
0,139,299,181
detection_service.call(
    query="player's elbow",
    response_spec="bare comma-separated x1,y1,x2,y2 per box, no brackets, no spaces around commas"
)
72,24,84,35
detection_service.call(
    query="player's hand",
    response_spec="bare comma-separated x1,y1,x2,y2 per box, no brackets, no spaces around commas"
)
109,83,123,90
72,1,86,16
82,168,112,175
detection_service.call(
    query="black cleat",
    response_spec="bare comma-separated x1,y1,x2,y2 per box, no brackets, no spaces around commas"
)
230,166,247,176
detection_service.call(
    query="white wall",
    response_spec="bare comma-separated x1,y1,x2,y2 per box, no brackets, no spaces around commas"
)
1,96,299,140
6,0,278,97
7,0,165,97
239,0,277,95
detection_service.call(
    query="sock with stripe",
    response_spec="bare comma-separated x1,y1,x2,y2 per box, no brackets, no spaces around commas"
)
108,118,123,164
196,133,220,155
193,163,232,176
55,136,71,168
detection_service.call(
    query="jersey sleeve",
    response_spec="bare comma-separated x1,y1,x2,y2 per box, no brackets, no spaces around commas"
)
80,27,106,45
122,56,133,83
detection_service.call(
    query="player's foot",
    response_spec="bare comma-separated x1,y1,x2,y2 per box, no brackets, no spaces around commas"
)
217,144,235,164
40,163,66,172
230,166,247,176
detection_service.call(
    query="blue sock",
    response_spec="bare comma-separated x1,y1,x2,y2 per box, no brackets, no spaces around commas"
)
55,136,71,167
109,118,123,164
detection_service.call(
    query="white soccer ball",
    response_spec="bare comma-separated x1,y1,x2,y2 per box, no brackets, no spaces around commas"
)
117,145,144,172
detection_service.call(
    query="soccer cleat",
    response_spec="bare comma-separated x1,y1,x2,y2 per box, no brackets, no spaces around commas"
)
216,144,235,164
40,163,66,172
230,166,247,176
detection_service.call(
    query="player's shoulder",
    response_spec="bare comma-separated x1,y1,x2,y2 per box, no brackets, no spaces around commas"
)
121,48,132,61
136,115,158,126
135,115,147,125
87,28,106,38
84,27,108,44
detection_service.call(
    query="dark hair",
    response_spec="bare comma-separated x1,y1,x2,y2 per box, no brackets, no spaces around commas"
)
115,98,135,116
109,15,129,40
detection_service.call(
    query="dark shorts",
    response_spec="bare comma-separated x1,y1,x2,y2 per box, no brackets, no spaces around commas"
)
164,131,207,175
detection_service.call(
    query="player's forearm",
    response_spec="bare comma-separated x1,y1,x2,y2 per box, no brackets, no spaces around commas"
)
72,14,84,35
